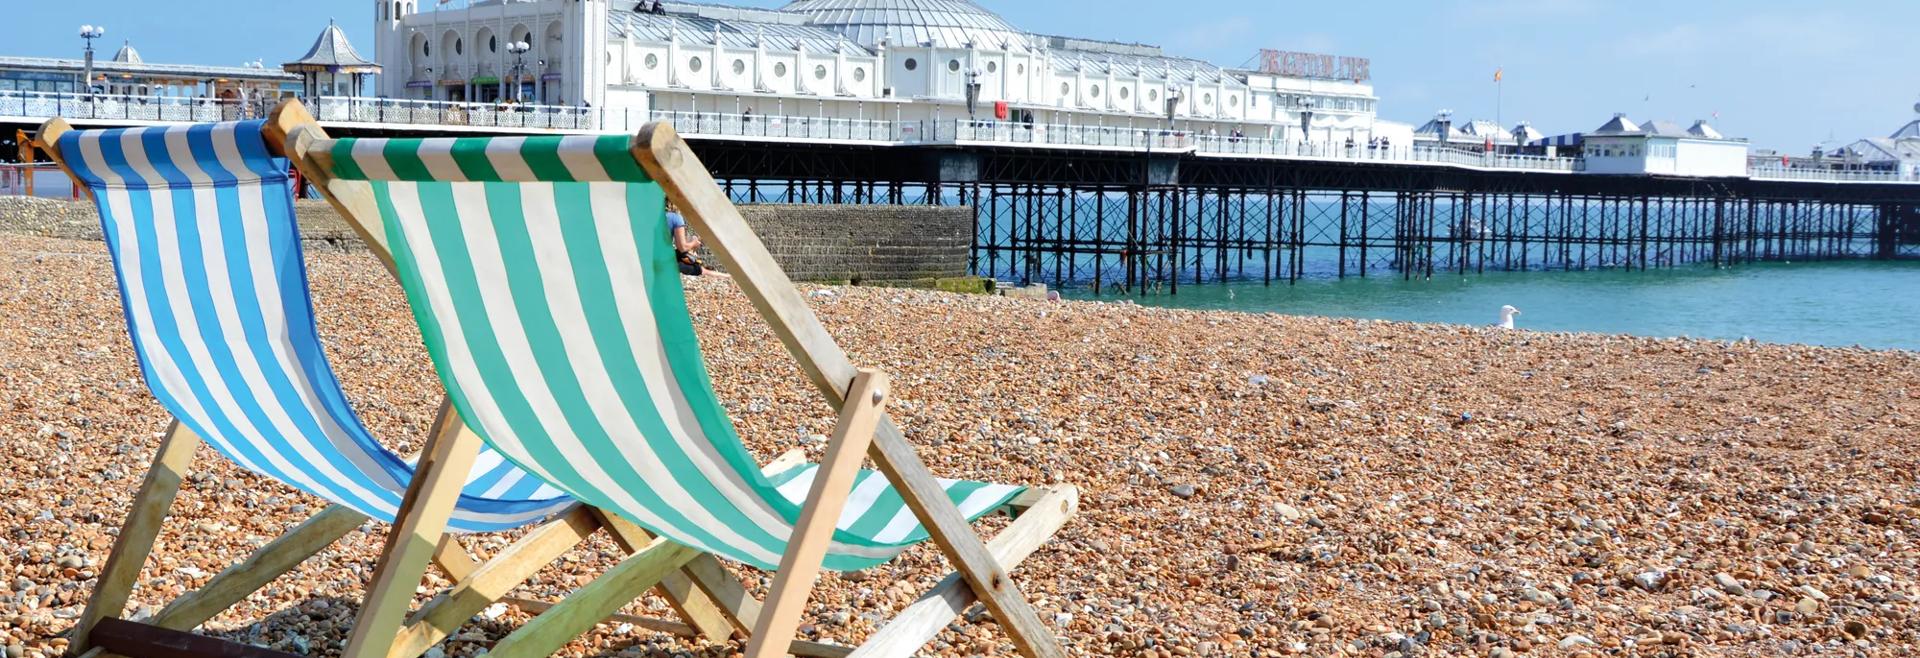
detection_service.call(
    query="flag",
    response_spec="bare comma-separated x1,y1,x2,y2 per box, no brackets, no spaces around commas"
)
1494,68,1503,83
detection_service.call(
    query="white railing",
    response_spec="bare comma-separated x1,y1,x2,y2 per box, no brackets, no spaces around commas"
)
1747,166,1920,183
949,120,1195,150
307,96,598,131
945,120,1576,173
642,110,897,142
0,90,270,123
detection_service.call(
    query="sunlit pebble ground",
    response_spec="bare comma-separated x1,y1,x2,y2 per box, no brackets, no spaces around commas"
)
2,230,1918,657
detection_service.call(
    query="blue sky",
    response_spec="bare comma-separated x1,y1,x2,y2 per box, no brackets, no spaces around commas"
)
16,0,1918,152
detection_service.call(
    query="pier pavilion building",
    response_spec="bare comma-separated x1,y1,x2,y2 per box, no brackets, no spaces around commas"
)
369,0,1386,143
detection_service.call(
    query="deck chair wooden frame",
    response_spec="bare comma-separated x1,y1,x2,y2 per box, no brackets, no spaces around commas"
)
269,100,1078,658
31,117,753,658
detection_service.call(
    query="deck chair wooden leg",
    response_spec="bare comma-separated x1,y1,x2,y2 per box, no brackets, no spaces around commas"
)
866,417,1067,658
484,536,701,658
592,510,739,641
430,536,478,582
387,506,596,658
342,402,485,658
847,486,1079,658
69,420,201,657
145,505,368,632
745,370,890,658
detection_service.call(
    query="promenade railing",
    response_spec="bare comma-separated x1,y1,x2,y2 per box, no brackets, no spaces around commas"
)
0,90,262,123
1747,166,1920,183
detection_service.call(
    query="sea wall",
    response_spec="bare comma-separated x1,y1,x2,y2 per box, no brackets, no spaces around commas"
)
0,196,974,284
728,204,972,285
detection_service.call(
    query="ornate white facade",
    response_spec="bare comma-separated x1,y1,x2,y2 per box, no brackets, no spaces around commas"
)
373,0,1382,141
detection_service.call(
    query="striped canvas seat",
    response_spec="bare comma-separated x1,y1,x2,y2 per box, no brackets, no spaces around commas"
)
326,134,1024,571
59,120,574,533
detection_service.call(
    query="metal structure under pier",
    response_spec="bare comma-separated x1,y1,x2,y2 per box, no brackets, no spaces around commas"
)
681,142,1920,294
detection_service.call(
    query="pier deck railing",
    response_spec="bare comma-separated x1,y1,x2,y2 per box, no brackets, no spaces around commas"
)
1746,166,1920,184
14,90,1920,183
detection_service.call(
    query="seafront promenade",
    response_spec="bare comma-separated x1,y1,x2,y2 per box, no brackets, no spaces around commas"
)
3,208,1916,656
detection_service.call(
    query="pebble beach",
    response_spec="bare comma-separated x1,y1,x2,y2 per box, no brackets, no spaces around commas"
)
2,203,1918,657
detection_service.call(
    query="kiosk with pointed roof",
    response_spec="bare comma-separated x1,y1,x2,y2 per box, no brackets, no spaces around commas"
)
284,19,382,98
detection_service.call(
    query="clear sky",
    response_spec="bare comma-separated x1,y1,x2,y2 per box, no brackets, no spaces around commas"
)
15,0,1918,152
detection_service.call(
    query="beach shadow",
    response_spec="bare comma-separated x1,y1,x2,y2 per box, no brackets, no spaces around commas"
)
172,595,740,657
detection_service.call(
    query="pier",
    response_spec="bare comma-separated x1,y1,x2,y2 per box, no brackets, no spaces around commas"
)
6,91,1919,294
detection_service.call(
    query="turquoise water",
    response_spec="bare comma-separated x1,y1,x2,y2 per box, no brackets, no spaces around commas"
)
1073,260,1920,351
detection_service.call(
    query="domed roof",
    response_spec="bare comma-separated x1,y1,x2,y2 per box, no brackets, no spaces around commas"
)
111,41,142,64
779,0,1034,51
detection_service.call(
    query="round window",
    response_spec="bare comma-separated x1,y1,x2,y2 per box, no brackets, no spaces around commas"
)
1089,84,1101,98
1016,63,1025,75
774,62,788,77
814,65,828,80
1203,93,1213,106
645,53,658,70
853,67,866,82
732,59,746,75
689,57,703,73
947,60,961,72
1119,87,1130,100
904,58,917,71
1060,82,1070,96
986,61,998,73
1148,88,1158,101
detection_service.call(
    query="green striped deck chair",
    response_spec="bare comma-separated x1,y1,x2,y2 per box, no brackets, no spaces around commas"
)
35,117,660,658
272,101,1077,658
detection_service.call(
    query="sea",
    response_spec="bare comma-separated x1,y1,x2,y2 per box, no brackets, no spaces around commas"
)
1069,260,1920,351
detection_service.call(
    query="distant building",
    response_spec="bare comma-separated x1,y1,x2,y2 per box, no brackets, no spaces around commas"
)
1810,111,1920,177
369,0,1387,142
0,40,298,100
1578,114,1747,177
1409,112,1525,150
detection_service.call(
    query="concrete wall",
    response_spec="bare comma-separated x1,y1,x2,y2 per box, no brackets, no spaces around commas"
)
0,196,975,286
728,204,972,285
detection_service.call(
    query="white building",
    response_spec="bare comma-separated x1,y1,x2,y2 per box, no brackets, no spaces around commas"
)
370,0,1385,141
1579,114,1747,177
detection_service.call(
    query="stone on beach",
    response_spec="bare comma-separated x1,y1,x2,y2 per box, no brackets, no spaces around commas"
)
2,229,1919,657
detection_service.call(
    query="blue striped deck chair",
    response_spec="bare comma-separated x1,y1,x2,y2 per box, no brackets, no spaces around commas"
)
35,117,620,658
272,100,1078,658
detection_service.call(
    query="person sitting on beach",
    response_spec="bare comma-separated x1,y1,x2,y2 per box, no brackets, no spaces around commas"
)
666,201,729,278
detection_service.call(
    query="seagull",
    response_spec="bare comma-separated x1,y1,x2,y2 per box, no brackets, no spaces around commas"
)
1496,305,1522,330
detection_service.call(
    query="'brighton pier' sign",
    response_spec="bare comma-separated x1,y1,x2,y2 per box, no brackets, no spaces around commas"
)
1257,49,1370,82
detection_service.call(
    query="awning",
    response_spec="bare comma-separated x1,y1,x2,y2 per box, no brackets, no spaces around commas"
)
1529,133,1583,148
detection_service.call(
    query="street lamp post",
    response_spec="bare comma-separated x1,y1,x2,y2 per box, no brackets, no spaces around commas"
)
1300,97,1316,150
78,24,106,97
1164,88,1182,131
964,69,982,119
506,40,531,103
